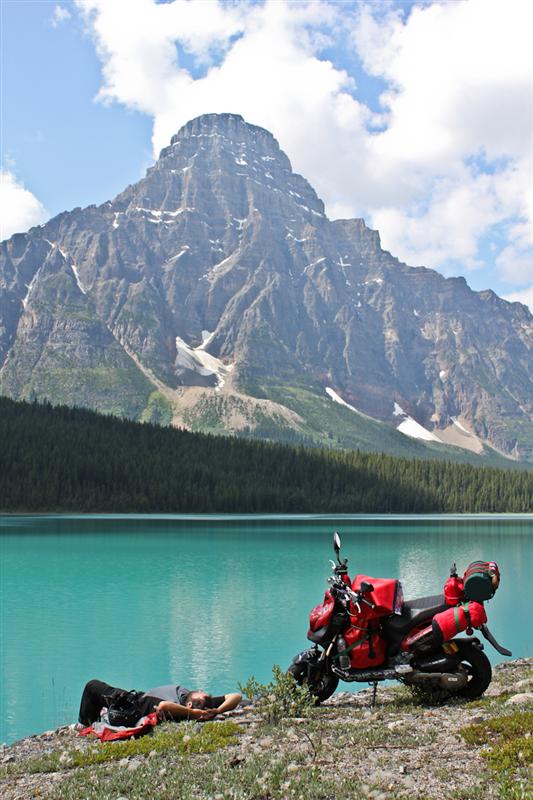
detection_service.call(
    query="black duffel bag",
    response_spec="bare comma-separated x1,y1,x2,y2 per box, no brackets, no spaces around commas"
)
106,690,147,727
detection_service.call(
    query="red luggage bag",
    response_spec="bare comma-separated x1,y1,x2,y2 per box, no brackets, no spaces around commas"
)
432,601,487,645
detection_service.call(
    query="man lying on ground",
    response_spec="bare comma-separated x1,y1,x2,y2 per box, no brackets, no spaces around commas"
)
79,679,242,725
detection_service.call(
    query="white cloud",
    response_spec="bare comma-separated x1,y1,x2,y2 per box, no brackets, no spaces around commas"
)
51,5,72,28
504,285,533,313
0,171,49,241
354,0,533,284
75,0,533,293
496,245,533,286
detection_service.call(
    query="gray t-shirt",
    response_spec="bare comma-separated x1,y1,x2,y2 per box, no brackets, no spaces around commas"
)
143,685,190,704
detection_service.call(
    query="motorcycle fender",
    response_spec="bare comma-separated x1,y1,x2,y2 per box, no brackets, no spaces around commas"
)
415,654,459,673
288,647,324,682
307,626,331,645
401,623,433,651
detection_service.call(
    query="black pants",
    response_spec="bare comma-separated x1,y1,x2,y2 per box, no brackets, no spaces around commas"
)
78,679,160,725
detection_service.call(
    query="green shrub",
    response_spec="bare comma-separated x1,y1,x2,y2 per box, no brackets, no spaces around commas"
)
239,664,315,724
460,710,533,774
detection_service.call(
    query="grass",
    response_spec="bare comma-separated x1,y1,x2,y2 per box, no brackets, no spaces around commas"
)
4,721,240,776
464,691,514,708
140,390,174,426
460,710,533,775
460,710,533,746
46,749,358,800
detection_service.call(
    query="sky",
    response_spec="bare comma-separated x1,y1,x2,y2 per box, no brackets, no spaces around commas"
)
1,0,532,308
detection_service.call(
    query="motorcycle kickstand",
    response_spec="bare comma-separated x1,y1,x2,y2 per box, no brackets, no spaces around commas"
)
370,681,378,708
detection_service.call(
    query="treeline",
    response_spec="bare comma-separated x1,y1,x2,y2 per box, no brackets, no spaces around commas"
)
1,396,532,513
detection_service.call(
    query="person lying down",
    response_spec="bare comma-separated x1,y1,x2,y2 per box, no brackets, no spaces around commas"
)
79,679,242,725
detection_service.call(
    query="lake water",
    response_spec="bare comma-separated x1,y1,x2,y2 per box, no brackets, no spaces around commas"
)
1,514,532,744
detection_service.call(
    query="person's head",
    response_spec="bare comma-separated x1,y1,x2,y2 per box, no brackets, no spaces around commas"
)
185,690,213,709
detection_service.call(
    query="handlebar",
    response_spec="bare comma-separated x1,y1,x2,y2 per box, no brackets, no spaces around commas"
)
328,578,375,610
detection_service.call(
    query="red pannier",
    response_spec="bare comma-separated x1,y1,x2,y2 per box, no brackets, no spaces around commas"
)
309,591,335,631
352,574,403,616
344,614,387,668
432,601,487,645
344,573,399,669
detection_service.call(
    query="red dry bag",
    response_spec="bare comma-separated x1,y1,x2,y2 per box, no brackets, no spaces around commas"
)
309,591,335,631
444,574,464,606
344,614,387,668
432,601,487,645
351,574,403,616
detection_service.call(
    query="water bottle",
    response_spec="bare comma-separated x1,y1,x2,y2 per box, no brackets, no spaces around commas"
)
337,635,350,669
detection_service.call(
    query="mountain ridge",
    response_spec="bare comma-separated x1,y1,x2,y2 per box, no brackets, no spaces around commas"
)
1,113,532,462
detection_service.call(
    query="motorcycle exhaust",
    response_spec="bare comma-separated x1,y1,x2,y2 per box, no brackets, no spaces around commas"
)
406,671,468,690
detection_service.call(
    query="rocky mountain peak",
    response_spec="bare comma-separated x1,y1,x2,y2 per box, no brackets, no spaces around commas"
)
149,113,325,219
168,113,280,155
1,114,532,461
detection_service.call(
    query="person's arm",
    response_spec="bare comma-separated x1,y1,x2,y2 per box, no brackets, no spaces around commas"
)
154,701,213,721
211,693,242,715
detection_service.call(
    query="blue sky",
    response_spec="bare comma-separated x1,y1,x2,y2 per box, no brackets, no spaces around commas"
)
2,0,152,212
1,0,532,308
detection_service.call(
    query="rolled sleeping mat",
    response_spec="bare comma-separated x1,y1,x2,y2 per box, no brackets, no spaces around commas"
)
431,601,487,646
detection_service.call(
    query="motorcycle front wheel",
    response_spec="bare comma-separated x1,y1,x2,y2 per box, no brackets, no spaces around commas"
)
288,652,339,703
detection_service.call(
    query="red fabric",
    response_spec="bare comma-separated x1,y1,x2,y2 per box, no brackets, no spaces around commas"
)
432,601,487,643
401,622,434,651
309,590,335,631
444,575,465,605
352,574,400,617
464,561,499,583
344,618,387,668
78,712,158,741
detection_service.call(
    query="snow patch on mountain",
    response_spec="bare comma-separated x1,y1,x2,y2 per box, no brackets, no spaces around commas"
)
452,416,470,434
325,388,373,420
393,403,442,442
70,263,86,295
175,336,232,390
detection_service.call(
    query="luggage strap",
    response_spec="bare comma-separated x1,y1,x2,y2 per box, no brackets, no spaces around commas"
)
332,632,370,660
368,624,375,659
454,602,472,633
453,606,462,633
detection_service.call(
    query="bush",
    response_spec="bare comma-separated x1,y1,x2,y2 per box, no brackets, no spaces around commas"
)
239,665,315,724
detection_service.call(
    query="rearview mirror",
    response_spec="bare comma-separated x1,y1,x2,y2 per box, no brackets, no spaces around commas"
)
333,531,341,559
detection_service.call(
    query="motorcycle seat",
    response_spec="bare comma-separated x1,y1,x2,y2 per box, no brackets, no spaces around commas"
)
382,594,449,655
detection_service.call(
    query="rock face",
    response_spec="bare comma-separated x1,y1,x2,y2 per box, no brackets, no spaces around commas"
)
1,113,532,460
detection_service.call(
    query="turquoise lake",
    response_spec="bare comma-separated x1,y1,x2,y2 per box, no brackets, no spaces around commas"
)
1,514,532,744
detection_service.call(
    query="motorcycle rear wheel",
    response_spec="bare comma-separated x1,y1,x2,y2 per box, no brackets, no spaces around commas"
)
455,641,492,700
288,660,339,703
410,641,492,703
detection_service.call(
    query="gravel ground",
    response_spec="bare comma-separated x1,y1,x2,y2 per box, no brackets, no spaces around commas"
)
1,658,532,800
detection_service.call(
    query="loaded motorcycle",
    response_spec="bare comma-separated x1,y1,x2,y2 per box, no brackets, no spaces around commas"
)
289,533,511,702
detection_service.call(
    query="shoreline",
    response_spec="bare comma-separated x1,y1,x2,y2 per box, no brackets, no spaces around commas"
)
3,511,533,519
2,658,532,800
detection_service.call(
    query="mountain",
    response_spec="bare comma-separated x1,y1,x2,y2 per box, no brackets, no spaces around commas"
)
1,113,532,462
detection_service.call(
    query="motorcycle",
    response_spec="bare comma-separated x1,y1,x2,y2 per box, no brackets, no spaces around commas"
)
288,532,512,703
